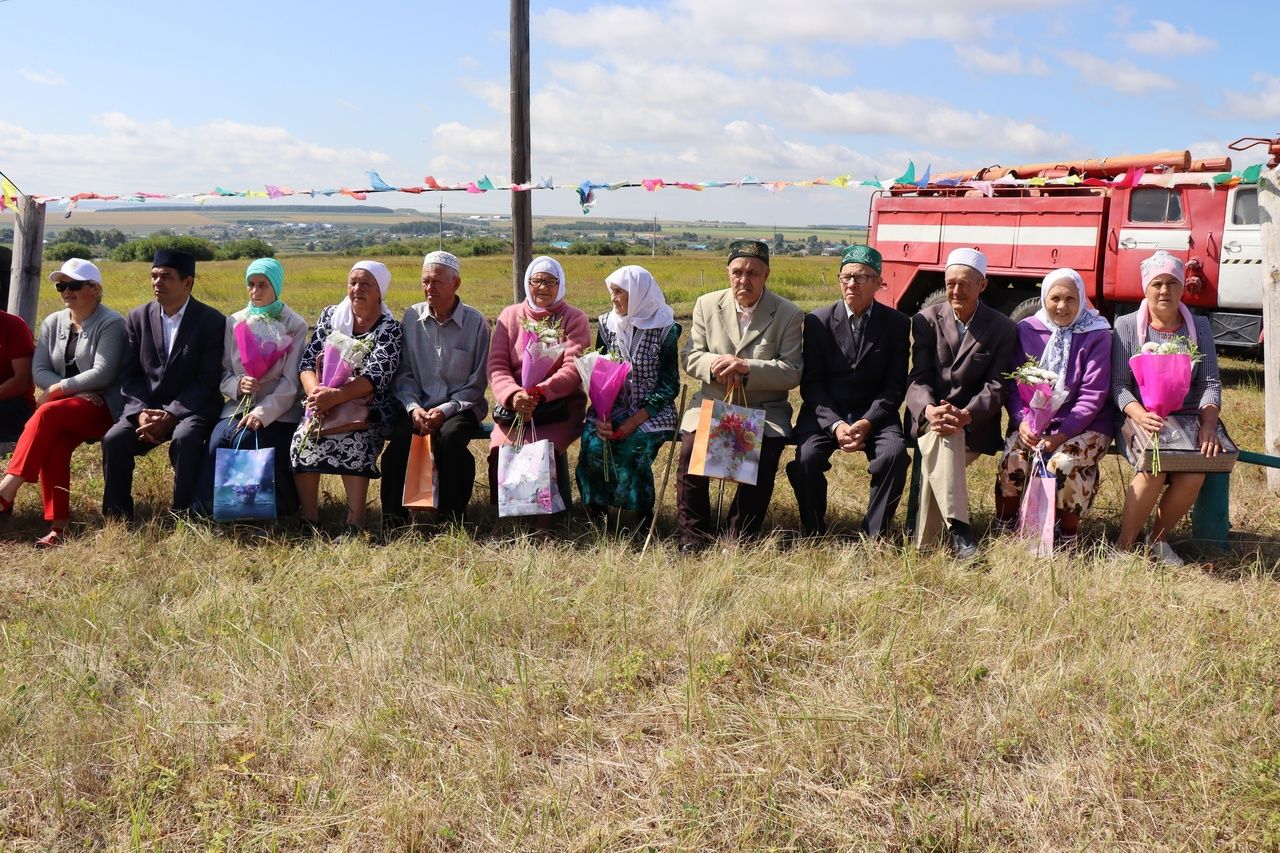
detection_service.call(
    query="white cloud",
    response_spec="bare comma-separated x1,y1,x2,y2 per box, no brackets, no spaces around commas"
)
1123,20,1216,56
1183,139,1264,170
1224,73,1280,120
0,113,391,195
535,0,1064,57
19,68,65,86
423,58,1072,190
1059,50,1175,95
955,45,1050,76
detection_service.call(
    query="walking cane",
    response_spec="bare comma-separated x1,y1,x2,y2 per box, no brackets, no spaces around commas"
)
641,385,689,557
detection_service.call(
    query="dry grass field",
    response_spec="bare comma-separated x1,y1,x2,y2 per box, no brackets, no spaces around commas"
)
3,252,1280,849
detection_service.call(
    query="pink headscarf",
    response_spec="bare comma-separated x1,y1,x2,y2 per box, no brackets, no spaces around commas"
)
1136,250,1196,344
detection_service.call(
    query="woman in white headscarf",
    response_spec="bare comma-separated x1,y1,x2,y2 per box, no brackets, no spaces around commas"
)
486,256,592,515
576,265,680,528
994,268,1114,545
289,260,403,535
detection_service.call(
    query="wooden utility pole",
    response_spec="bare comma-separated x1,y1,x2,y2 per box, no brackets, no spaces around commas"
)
1261,166,1280,489
7,195,46,332
510,0,532,303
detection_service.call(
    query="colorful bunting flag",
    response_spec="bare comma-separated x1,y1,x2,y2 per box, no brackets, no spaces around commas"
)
4,157,1265,219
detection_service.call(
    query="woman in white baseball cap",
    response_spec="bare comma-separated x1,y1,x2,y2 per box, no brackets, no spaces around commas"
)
0,258,126,546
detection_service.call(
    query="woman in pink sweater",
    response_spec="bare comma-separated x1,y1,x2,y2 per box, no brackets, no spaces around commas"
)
487,256,591,510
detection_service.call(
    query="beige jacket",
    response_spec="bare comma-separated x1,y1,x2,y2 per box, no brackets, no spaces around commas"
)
218,305,310,426
680,287,804,438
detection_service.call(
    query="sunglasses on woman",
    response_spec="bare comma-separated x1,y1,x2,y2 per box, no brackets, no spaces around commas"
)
54,280,91,292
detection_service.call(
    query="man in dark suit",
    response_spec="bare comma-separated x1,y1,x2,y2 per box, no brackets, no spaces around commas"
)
102,249,226,520
904,248,1019,559
787,245,910,539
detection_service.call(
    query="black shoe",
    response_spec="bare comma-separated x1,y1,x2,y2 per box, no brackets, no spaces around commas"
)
678,538,707,554
949,520,979,561
800,521,828,539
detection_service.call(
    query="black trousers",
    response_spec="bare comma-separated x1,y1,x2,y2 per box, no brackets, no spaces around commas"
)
0,397,33,442
676,432,786,544
786,423,909,538
101,413,213,520
381,408,481,526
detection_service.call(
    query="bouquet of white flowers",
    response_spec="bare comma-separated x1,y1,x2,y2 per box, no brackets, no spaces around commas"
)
1006,358,1068,435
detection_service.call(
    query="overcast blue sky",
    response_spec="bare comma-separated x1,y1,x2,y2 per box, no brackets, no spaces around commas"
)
2,0,1276,225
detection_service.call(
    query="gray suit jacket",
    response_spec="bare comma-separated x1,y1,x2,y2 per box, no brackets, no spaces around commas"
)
680,287,804,438
905,301,1019,455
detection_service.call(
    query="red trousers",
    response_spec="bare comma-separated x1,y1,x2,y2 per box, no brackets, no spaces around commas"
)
6,395,113,522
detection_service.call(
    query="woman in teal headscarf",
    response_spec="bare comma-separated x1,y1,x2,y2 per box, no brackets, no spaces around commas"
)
195,257,310,516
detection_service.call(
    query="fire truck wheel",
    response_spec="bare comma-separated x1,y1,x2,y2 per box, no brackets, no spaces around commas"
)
920,289,947,311
1009,297,1041,323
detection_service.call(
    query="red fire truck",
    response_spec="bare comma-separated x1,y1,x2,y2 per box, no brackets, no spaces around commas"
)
868,135,1280,349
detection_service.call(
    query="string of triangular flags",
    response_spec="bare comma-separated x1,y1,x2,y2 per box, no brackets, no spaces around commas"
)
0,162,1266,219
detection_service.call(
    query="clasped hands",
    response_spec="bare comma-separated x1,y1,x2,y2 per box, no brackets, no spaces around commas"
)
924,401,972,437
834,419,872,453
410,406,446,435
135,408,177,444
709,355,749,385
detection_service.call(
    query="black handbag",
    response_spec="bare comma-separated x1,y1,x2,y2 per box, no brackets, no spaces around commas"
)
491,396,571,426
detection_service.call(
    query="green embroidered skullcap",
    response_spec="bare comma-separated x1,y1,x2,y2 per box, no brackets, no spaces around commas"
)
727,239,770,265
840,244,882,274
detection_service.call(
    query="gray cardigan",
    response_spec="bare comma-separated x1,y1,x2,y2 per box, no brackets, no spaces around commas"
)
1111,311,1221,418
32,303,127,419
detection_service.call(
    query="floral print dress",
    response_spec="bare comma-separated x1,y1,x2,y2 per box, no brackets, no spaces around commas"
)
289,306,403,478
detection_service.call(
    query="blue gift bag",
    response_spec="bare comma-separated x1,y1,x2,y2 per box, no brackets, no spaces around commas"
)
213,430,277,522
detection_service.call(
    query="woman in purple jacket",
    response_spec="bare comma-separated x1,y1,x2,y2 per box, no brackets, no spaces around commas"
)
994,268,1113,543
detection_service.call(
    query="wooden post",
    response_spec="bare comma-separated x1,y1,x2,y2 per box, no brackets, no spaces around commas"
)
1261,167,1280,491
509,0,532,304
7,195,45,332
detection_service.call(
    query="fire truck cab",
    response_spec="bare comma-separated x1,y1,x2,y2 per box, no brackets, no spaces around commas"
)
867,139,1276,350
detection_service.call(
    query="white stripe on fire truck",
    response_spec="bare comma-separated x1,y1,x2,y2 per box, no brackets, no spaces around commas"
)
875,223,1097,247
1115,228,1193,249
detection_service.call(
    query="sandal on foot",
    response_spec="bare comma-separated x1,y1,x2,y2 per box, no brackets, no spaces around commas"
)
35,528,65,548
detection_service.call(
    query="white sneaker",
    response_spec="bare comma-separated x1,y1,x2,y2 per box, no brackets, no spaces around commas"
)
1148,539,1185,567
